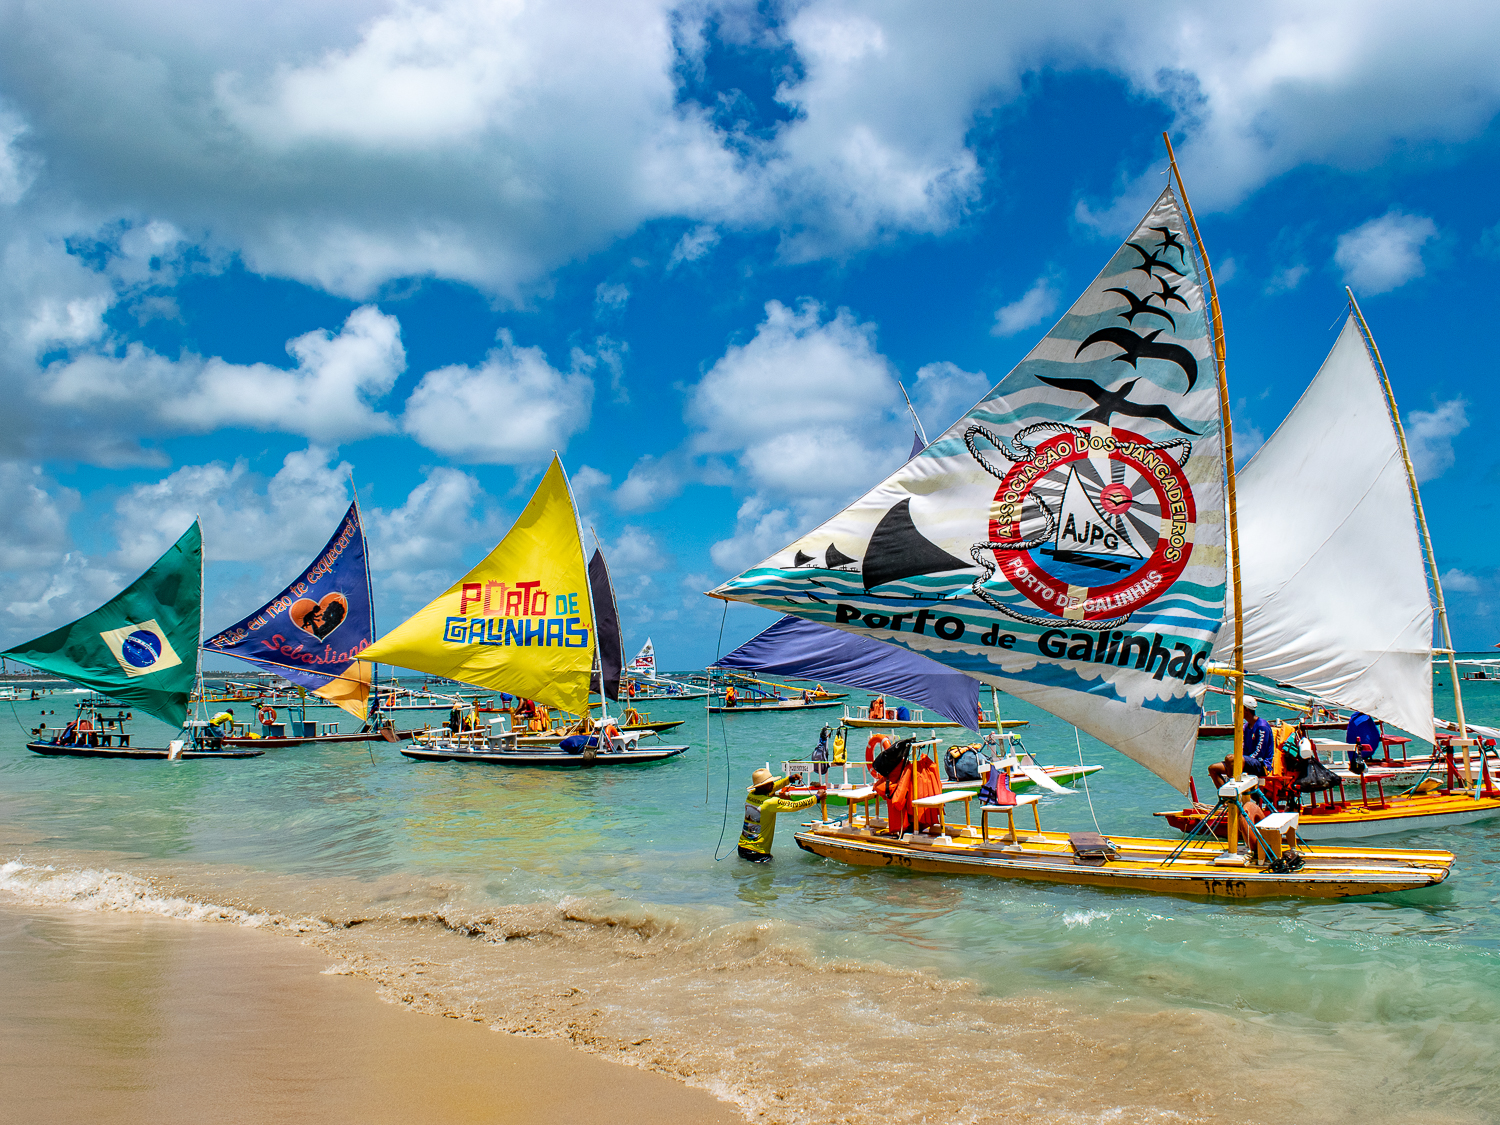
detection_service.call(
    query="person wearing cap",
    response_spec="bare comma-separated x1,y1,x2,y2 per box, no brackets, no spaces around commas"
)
1208,696,1275,788
738,768,815,863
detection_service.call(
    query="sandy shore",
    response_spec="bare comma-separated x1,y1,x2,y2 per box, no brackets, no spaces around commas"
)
0,902,741,1124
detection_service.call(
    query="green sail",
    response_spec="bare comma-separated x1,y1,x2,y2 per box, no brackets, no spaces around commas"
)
4,522,202,728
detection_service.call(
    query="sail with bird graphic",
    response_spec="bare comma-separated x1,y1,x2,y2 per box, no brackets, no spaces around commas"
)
710,189,1226,791
202,501,376,720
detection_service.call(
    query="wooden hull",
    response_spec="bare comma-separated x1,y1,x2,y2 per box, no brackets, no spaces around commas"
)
26,741,264,760
709,699,844,713
793,824,1453,899
1160,793,1500,841
220,728,419,748
400,745,689,767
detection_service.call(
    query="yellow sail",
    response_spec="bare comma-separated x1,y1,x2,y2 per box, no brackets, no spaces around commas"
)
312,658,371,721
360,457,596,715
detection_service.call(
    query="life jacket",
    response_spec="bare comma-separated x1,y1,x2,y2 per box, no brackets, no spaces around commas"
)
832,733,847,764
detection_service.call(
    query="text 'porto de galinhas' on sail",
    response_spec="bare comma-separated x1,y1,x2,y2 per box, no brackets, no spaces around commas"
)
711,189,1226,792
360,456,596,716
201,501,376,720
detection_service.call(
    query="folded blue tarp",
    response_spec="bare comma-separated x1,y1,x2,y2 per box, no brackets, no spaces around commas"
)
712,615,980,731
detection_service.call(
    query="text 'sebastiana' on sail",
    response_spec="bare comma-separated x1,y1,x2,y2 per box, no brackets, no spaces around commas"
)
202,501,376,719
711,189,1226,792
360,456,597,717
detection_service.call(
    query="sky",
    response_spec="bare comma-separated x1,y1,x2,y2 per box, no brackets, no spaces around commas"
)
1,0,1498,670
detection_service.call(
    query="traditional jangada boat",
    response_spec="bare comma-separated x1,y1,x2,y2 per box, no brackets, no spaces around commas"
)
200,499,417,748
708,672,845,712
362,456,689,768
1156,292,1500,839
705,138,1454,898
5,522,263,761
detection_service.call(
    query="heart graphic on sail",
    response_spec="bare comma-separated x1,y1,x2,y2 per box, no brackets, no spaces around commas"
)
290,593,349,640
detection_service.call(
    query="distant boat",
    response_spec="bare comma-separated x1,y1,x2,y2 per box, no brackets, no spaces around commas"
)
6,522,262,761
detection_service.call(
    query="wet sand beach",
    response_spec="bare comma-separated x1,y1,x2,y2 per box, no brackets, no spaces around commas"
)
0,901,739,1125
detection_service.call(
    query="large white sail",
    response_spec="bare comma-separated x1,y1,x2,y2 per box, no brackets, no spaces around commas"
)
712,189,1226,793
1213,316,1434,741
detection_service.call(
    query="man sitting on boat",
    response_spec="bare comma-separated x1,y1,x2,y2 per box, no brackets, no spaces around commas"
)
1208,696,1275,788
1345,711,1382,773
738,767,812,863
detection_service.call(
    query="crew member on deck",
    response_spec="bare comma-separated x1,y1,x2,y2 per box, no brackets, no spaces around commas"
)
738,768,813,863
724,685,738,707
869,696,886,720
1208,696,1274,788
1345,711,1383,771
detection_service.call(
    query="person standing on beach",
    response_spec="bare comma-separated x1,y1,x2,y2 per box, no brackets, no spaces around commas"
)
738,768,813,863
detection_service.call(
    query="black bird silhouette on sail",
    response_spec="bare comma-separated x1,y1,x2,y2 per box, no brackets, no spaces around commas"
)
1034,375,1199,435
1103,287,1176,330
1151,275,1190,311
861,499,971,590
1126,242,1184,280
1075,326,1198,392
1148,225,1186,260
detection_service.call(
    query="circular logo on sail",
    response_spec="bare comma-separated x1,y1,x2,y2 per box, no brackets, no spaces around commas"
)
988,428,1195,621
120,629,164,669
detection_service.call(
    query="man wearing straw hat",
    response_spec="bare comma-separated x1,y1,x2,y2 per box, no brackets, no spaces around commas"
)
738,768,814,863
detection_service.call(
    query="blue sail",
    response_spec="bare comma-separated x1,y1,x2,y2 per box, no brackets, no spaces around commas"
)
203,502,374,698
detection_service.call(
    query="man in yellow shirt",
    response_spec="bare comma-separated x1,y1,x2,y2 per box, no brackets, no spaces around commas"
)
738,767,814,863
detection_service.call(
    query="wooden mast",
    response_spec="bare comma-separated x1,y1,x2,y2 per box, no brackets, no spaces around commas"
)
1165,134,1245,849
1346,289,1473,790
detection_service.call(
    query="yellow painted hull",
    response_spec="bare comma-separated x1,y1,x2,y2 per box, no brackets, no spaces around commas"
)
793,823,1453,899
1160,793,1500,841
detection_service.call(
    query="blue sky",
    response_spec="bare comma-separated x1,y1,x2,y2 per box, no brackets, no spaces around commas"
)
1,1,1498,669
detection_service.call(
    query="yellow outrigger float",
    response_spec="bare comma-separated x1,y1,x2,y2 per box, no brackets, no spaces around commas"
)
712,136,1457,899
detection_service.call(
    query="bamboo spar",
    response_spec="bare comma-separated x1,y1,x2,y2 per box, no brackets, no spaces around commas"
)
1345,290,1472,791
1164,134,1244,847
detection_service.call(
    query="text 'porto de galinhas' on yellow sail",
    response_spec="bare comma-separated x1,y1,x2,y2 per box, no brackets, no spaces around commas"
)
711,188,1226,794
360,456,595,715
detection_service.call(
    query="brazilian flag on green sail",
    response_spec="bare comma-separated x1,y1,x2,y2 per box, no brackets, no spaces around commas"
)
4,521,202,728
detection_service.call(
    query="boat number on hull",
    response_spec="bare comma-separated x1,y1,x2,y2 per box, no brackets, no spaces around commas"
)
883,853,913,867
1200,878,1248,897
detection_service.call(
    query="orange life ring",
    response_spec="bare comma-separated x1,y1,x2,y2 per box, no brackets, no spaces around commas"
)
865,733,890,765
604,724,621,739
258,706,277,725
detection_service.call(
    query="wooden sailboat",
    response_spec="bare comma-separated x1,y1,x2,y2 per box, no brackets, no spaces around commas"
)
707,137,1454,898
8,522,264,760
364,457,689,768
1159,291,1500,839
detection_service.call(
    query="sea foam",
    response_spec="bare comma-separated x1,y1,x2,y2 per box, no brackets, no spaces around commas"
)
0,857,272,926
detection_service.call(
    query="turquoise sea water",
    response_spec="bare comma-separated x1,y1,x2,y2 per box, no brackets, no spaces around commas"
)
4,666,1500,1120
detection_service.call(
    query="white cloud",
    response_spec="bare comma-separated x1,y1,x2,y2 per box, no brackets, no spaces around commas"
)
615,453,684,512
0,463,77,571
113,447,357,569
594,281,629,314
1443,568,1482,594
991,276,1058,337
908,361,990,440
1263,264,1307,294
367,466,492,575
667,224,719,268
0,104,36,205
42,305,405,445
403,330,594,464
1406,398,1468,482
1334,210,1439,295
709,495,806,574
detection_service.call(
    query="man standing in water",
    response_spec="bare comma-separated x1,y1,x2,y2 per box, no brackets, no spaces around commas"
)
738,767,814,863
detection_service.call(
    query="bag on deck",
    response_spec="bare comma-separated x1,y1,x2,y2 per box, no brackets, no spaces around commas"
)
872,736,914,779
945,746,980,782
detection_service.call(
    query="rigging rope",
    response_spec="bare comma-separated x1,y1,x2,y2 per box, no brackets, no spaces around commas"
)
710,601,737,860
1075,725,1101,834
